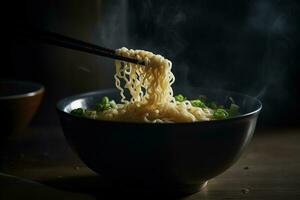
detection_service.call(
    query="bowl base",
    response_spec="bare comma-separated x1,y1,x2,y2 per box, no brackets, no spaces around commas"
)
43,174,208,198
175,181,208,195
110,180,209,197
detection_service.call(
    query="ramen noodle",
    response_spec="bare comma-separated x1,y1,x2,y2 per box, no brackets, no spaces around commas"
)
94,47,214,123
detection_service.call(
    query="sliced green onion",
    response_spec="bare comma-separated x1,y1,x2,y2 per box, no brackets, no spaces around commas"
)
228,103,239,116
213,108,229,119
190,99,207,108
96,96,117,112
70,108,84,116
209,102,218,109
101,96,110,105
110,100,117,108
84,110,96,117
174,94,186,102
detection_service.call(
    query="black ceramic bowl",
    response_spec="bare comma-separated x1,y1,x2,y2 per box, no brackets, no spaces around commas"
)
57,88,261,195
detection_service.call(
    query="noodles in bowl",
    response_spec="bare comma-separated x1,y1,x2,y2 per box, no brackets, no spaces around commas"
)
71,47,238,123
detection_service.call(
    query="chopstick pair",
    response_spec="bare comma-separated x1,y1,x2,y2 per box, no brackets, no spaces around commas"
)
20,29,145,65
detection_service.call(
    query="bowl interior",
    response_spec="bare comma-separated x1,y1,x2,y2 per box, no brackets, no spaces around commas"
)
0,80,44,98
58,88,262,120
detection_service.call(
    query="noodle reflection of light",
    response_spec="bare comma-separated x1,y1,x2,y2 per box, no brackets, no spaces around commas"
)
96,47,213,123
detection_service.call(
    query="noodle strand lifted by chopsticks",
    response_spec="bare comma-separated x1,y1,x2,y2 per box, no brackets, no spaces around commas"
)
95,47,213,123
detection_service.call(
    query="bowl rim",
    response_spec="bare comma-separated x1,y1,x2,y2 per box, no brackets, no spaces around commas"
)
57,88,262,124
0,80,45,100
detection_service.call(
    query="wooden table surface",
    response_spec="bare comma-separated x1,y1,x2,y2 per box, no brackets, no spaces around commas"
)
0,125,300,200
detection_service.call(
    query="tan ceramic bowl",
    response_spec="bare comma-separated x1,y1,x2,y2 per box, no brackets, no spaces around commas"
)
0,80,44,141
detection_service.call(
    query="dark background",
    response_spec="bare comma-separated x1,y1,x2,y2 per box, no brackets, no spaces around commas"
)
1,0,300,128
